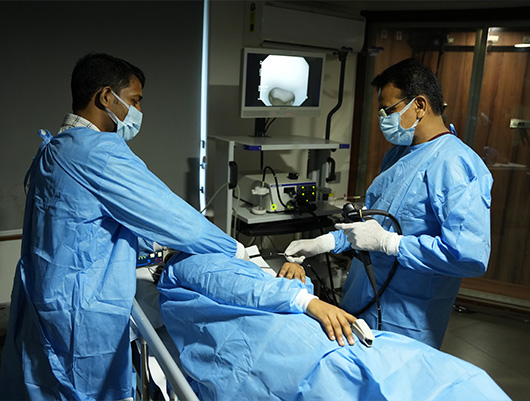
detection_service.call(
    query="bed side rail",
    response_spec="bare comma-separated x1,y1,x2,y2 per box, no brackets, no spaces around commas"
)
131,299,199,401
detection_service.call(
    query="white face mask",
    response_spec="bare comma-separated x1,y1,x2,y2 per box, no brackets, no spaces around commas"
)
378,98,419,146
106,90,143,141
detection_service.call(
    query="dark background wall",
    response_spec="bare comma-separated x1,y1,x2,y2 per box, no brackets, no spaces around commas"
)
0,1,203,231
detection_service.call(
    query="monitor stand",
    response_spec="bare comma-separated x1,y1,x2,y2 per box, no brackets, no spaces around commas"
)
254,118,267,137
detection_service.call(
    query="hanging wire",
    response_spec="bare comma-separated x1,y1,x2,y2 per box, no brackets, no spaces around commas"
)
200,182,229,214
231,185,240,238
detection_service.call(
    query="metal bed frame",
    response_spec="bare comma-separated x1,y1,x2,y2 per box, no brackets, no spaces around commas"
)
131,299,199,401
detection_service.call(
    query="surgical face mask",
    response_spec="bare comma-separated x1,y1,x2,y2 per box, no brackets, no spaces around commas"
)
378,97,419,146
106,90,143,141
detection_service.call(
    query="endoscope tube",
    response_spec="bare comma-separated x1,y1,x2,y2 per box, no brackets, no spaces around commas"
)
360,209,402,235
341,204,402,330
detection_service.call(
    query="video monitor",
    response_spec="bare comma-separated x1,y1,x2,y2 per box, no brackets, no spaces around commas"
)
240,47,326,119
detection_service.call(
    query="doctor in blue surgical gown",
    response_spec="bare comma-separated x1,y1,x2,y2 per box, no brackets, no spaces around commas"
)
285,59,493,349
0,53,241,401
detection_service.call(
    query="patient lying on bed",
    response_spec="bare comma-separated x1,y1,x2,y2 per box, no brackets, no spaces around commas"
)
157,251,510,401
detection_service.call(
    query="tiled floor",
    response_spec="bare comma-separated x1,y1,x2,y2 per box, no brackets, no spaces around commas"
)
441,305,530,401
1,302,529,400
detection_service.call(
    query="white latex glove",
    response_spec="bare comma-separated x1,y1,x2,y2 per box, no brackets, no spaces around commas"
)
335,219,402,256
235,241,250,261
284,233,335,263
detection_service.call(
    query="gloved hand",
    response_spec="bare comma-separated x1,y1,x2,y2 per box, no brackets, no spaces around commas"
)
284,233,335,263
235,241,250,261
335,219,402,256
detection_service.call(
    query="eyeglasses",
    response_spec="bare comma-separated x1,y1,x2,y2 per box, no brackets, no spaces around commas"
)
378,98,407,118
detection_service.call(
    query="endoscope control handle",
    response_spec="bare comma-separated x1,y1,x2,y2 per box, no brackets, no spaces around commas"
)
341,202,361,223
341,203,375,262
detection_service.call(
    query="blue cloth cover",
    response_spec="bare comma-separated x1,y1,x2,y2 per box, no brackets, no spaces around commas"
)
334,134,493,348
158,252,509,401
0,128,236,401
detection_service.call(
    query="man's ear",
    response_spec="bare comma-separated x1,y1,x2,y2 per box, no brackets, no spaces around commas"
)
95,87,114,110
415,96,428,119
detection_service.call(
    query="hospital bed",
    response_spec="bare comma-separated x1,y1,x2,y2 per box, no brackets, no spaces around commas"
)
130,249,283,401
132,250,510,401
132,266,198,401
131,299,197,401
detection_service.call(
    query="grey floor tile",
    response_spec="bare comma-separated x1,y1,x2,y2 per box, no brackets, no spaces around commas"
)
448,317,530,377
442,310,530,401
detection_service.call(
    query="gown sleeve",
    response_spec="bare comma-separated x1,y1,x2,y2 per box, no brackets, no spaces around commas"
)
159,252,308,313
331,230,352,254
49,130,236,257
397,154,493,277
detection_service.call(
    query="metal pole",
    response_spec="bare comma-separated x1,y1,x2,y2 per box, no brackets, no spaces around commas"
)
463,27,488,146
199,0,210,213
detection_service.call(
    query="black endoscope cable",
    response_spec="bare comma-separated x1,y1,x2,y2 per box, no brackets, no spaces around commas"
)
280,191,340,306
256,167,353,307
261,166,288,210
301,259,338,306
306,209,340,306
341,204,402,330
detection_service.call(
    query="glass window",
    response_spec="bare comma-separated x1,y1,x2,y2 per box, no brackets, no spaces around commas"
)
475,27,530,288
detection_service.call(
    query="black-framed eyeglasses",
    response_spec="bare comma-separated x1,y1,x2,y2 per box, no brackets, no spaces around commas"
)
378,98,407,118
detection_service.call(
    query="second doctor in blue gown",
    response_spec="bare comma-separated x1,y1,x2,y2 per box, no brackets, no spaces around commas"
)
285,59,493,349
0,53,244,401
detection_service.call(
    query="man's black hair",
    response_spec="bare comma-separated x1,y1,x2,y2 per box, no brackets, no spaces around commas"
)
371,58,445,116
71,53,146,112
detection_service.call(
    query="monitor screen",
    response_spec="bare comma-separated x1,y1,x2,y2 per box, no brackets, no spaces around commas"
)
240,47,325,119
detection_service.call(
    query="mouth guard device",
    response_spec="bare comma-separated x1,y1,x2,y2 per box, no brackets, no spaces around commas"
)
351,319,375,347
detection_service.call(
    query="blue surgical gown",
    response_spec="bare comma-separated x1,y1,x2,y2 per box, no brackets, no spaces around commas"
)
335,134,493,348
158,252,508,401
0,127,236,401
